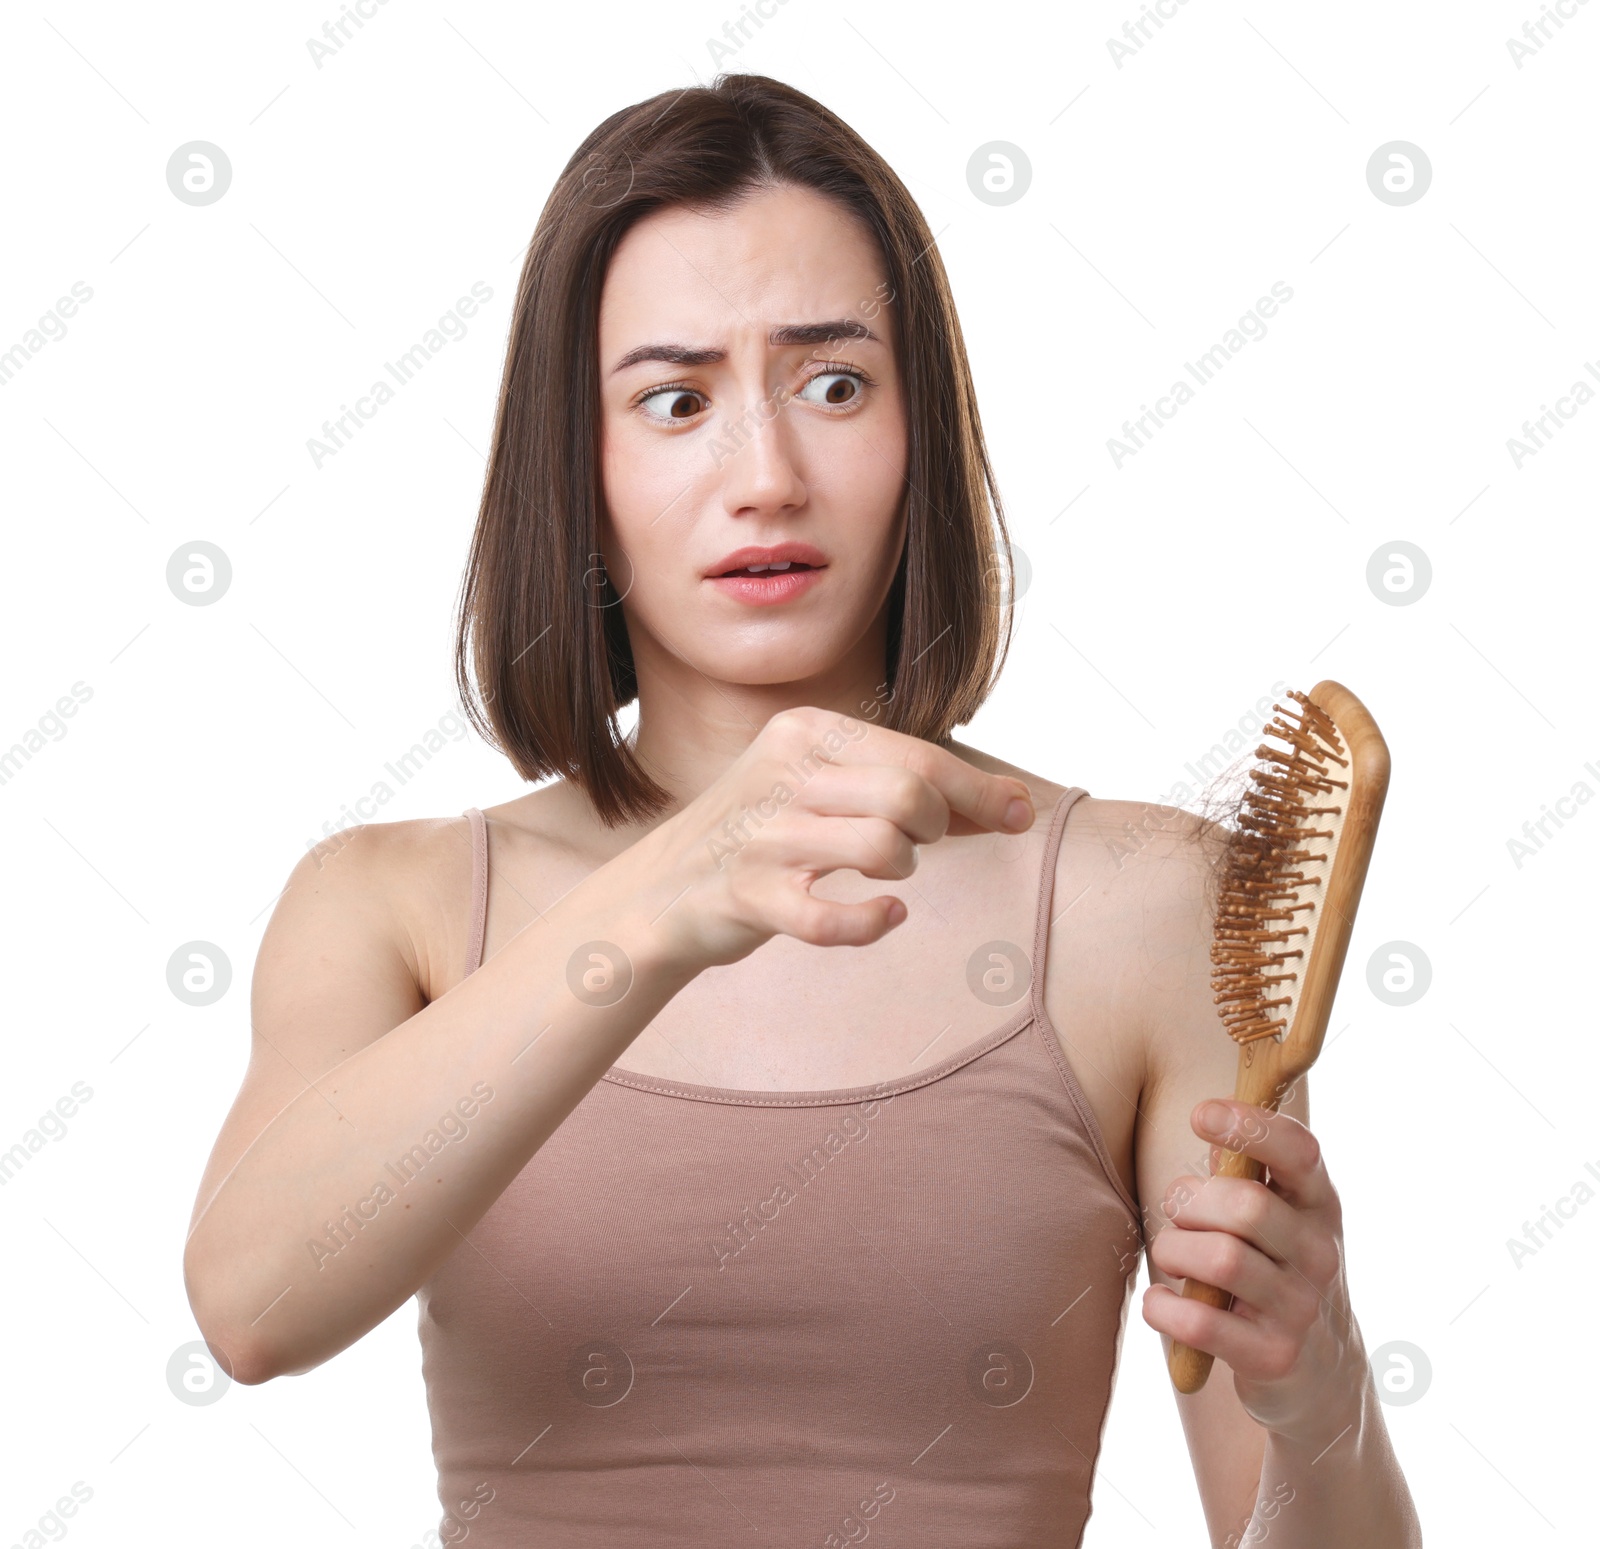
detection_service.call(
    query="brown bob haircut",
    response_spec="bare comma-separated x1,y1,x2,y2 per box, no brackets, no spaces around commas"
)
454,72,1016,826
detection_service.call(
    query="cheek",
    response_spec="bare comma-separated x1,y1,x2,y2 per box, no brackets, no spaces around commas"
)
601,416,650,522
811,403,907,541
602,418,687,550
599,418,703,615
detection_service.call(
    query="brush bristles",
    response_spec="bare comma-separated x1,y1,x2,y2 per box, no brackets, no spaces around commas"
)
1211,690,1349,1045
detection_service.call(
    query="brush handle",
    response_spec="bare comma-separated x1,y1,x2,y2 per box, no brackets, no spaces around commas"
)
1168,1044,1290,1393
1167,1141,1268,1394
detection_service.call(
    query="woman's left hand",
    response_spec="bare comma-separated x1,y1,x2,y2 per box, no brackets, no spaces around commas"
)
1140,1099,1364,1441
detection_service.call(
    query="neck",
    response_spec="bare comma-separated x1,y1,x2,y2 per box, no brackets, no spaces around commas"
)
627,635,894,820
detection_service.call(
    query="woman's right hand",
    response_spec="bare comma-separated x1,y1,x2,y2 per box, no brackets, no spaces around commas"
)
625,704,1038,970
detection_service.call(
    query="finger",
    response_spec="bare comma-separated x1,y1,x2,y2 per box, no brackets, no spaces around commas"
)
898,746,1035,838
1142,1284,1296,1380
1192,1101,1338,1214
778,710,1035,837
1148,1217,1279,1309
791,763,954,846
1210,1142,1302,1207
762,814,920,882
941,802,1030,839
1162,1173,1316,1268
771,878,907,947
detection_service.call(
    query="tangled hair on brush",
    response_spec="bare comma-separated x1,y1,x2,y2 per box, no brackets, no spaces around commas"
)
1114,736,1284,931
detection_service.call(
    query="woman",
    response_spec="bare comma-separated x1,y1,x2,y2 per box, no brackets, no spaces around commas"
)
184,74,1420,1547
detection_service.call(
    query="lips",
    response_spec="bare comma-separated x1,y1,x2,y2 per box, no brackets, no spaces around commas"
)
718,560,815,577
704,541,828,579
700,541,829,607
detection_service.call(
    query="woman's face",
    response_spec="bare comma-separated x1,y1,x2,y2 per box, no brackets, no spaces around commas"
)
596,181,908,694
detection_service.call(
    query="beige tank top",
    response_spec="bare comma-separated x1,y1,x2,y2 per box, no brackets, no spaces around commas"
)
416,786,1146,1546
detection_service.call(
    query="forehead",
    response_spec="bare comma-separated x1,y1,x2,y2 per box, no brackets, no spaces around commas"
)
598,183,889,349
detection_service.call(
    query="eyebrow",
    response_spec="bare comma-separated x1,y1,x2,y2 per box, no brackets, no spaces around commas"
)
609,318,881,374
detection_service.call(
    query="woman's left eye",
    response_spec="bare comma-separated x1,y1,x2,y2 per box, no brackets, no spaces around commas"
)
638,387,707,422
797,371,865,407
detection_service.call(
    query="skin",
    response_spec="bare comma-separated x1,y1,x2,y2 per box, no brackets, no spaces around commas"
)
184,181,1419,1545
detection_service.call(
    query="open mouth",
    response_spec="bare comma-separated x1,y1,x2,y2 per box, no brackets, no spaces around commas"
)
705,559,827,605
715,560,820,578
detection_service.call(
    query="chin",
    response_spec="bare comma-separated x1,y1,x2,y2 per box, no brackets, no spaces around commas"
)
705,653,839,687
679,633,847,687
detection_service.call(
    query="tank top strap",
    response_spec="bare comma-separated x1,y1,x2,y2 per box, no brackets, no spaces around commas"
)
463,807,488,977
1029,786,1089,981
1024,785,1144,1234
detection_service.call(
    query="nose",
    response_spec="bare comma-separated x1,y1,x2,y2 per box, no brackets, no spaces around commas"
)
713,387,807,519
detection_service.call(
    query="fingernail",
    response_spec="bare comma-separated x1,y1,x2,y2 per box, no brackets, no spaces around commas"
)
1199,1102,1233,1138
1004,797,1033,831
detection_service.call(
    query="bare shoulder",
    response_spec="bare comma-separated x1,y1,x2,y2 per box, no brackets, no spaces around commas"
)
1059,793,1226,924
1048,791,1230,1059
1046,791,1249,1218
287,776,623,1004
188,812,478,1242
286,812,481,1006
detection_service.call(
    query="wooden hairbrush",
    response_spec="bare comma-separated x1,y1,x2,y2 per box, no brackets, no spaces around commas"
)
1168,679,1390,1395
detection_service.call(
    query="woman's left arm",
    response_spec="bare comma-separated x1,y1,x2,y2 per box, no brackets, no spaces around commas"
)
1142,1089,1424,1549
1099,805,1423,1548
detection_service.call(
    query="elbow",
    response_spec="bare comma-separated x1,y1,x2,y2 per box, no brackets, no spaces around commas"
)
182,1285,280,1385
204,1329,278,1387
182,1249,280,1387
182,1238,354,1386
202,1327,335,1386
184,1287,326,1388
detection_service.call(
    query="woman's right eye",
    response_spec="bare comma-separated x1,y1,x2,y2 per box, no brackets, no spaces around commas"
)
637,387,707,422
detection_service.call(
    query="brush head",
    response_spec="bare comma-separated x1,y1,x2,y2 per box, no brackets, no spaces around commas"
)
1211,687,1353,1049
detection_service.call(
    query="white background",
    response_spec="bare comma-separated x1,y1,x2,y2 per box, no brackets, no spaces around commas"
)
2,1,1594,1544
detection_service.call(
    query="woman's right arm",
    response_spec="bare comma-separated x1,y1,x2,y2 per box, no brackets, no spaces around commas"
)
182,707,1036,1385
